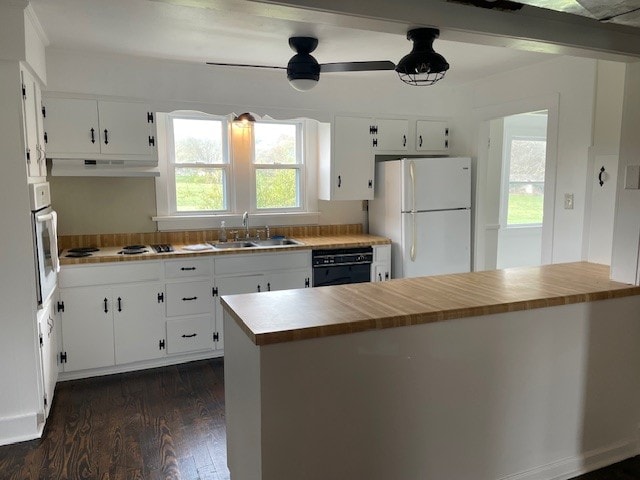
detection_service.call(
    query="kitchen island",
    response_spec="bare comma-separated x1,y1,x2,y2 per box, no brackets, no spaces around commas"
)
222,262,640,480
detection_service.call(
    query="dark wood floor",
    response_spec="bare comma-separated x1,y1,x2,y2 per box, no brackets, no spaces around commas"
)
0,358,229,480
1,357,640,479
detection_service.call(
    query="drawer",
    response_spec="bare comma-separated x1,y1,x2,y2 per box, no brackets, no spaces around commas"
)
166,316,213,354
166,281,213,317
164,258,211,279
60,261,161,287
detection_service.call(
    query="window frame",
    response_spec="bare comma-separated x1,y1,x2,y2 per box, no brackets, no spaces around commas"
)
166,112,232,215
500,133,547,229
250,119,305,213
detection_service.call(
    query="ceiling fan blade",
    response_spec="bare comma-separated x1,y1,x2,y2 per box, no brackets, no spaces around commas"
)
320,61,396,73
206,62,286,70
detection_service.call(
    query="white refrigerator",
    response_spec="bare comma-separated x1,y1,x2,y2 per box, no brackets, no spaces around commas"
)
369,157,471,278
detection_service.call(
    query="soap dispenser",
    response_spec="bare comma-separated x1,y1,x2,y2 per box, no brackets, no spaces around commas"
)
219,221,227,242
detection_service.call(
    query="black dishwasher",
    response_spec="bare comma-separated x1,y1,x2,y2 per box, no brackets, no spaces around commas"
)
312,247,373,287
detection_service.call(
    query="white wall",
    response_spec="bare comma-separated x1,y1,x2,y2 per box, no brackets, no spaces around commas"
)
471,56,597,266
44,48,472,234
610,62,640,283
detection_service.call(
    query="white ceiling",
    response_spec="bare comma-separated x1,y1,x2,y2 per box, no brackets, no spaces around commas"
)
30,0,559,86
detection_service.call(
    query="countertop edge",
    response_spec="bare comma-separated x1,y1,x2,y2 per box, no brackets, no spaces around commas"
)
221,263,640,347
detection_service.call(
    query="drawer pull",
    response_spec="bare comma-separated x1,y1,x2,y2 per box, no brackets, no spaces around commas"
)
181,333,197,338
180,267,196,271
182,296,198,301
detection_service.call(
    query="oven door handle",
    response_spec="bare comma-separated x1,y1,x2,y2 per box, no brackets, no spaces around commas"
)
36,210,59,273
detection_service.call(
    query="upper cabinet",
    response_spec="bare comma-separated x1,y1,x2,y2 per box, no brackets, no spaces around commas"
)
319,115,450,201
21,66,46,179
416,120,449,152
43,97,157,163
372,118,409,152
319,115,375,201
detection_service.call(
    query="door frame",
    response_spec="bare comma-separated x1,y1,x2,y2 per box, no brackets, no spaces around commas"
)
473,93,559,271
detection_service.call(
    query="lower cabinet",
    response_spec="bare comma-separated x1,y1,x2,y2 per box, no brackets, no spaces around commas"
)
59,282,165,371
57,250,317,377
37,294,59,419
371,245,391,282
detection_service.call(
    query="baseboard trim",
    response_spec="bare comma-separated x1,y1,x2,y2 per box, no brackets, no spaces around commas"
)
58,349,223,381
499,439,639,480
0,413,40,447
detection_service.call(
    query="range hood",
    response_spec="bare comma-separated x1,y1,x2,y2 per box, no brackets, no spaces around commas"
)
51,159,160,177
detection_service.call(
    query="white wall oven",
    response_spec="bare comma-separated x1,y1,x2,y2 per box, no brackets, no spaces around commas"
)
30,182,58,307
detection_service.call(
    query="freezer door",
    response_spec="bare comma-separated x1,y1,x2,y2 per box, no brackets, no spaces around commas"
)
401,157,471,211
400,209,470,278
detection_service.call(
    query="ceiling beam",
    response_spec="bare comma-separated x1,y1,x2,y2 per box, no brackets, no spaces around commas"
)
227,0,640,61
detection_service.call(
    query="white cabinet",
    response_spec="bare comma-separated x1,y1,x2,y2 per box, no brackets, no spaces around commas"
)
268,269,311,291
416,120,449,151
59,286,116,372
319,115,375,201
373,118,409,152
214,273,264,351
43,97,157,162
59,282,165,371
371,244,391,282
113,283,165,365
163,258,217,355
37,295,58,419
20,66,46,178
58,262,165,372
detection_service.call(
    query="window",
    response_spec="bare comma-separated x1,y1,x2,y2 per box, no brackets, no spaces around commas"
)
167,114,230,213
159,112,311,227
252,121,303,211
505,137,546,226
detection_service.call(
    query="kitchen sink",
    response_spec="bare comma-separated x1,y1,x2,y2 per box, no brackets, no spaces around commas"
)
252,238,303,247
208,238,304,249
209,241,257,249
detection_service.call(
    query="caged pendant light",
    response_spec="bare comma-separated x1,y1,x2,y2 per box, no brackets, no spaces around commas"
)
395,28,449,86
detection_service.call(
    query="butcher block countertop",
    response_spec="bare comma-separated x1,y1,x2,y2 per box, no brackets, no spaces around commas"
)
222,262,640,346
59,234,390,265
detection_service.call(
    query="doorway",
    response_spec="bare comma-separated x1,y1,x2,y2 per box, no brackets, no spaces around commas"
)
473,95,558,271
494,111,548,268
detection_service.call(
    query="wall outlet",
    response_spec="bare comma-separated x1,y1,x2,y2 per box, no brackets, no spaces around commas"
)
564,193,574,210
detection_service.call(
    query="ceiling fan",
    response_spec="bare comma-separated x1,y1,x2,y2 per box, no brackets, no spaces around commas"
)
206,29,449,91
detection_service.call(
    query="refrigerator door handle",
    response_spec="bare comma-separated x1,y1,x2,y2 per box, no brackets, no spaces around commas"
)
410,211,417,261
409,160,416,214
409,160,417,261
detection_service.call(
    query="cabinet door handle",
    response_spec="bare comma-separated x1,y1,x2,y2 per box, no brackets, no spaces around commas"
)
182,296,197,301
403,134,406,147
181,333,197,338
103,298,108,313
104,129,109,145
338,175,341,188
90,128,95,144
257,285,261,292
267,282,271,291
378,273,382,281
419,135,423,148
117,297,122,312
180,267,196,271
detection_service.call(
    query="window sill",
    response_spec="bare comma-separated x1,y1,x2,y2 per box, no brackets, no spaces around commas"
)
153,212,321,231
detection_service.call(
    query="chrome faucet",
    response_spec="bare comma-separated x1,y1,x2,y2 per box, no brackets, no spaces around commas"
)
242,211,249,238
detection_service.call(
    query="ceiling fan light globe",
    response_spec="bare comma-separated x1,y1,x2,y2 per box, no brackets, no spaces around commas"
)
288,78,318,91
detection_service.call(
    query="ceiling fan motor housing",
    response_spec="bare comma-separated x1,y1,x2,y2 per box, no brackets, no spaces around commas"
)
396,27,449,85
287,37,321,82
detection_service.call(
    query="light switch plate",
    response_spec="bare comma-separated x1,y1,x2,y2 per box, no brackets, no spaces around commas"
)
625,165,640,189
564,193,574,210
